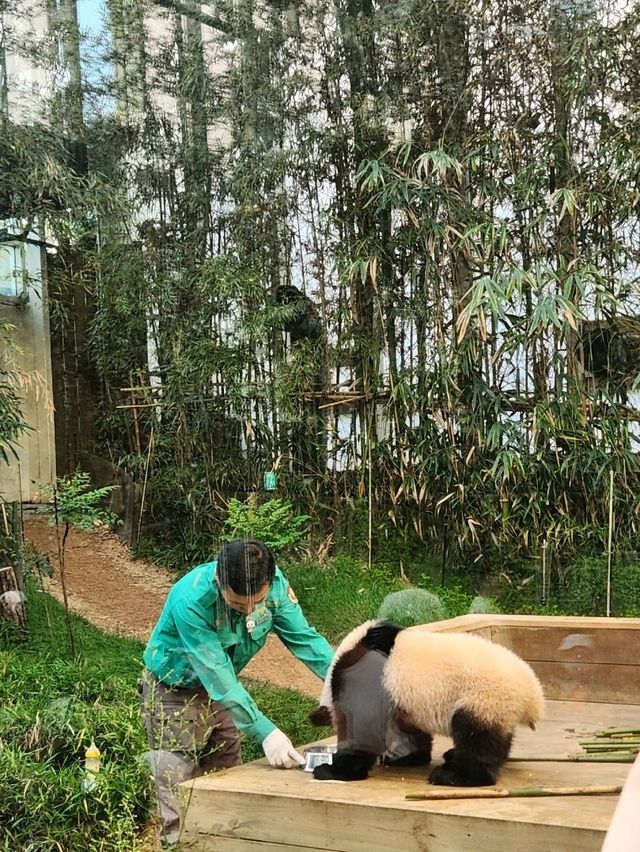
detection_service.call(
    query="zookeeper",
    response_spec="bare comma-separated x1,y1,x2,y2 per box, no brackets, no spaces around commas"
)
139,537,334,847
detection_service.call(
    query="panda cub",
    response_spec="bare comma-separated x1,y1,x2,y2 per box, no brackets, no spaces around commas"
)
309,620,544,786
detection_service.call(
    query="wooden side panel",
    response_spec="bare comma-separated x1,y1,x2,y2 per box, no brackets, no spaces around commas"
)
490,625,640,704
491,625,640,665
182,838,327,852
425,614,640,635
528,661,640,704
182,788,608,852
414,622,493,640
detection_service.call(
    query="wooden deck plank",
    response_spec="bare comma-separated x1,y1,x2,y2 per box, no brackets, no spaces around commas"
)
181,699,637,851
181,617,640,851
182,789,608,852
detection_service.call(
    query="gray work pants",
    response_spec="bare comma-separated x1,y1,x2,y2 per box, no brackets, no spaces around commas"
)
138,669,242,846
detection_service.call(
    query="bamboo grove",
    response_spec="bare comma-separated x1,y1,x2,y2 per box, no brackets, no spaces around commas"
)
2,0,640,568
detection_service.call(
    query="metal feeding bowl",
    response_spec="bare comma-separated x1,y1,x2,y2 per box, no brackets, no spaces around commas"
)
302,744,337,772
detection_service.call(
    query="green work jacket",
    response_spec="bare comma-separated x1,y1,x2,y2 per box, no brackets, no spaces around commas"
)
143,561,334,743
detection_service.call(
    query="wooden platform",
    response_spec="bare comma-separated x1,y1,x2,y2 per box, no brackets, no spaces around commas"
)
180,615,640,851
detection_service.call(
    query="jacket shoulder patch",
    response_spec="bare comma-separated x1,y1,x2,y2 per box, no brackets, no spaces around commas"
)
287,585,298,604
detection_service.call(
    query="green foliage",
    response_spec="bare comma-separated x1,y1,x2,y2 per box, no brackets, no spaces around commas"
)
556,556,640,617
0,585,152,850
221,496,310,553
7,0,640,572
0,582,333,849
378,589,447,627
39,470,120,532
22,548,54,580
468,595,500,615
432,586,476,619
285,559,406,644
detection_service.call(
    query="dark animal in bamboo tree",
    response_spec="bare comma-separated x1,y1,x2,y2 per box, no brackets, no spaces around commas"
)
273,284,321,342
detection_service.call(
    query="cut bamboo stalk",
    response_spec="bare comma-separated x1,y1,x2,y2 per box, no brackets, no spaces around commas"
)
580,748,638,753
573,753,636,762
405,784,623,801
581,744,640,751
594,729,640,737
508,754,636,763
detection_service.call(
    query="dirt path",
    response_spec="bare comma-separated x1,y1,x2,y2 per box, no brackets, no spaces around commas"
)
23,512,324,699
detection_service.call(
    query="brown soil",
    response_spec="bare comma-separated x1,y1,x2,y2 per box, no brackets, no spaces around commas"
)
23,512,324,699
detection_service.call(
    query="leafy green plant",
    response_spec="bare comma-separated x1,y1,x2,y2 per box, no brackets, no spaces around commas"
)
39,470,120,534
38,470,120,655
0,585,152,851
433,586,476,619
378,589,448,627
20,544,54,581
221,496,310,554
468,595,500,615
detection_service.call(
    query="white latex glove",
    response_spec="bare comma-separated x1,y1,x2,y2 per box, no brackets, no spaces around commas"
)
262,728,305,769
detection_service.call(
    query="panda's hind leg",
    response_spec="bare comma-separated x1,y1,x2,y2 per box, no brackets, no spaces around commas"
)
429,709,513,787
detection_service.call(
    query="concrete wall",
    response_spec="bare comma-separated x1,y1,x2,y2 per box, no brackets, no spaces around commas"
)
0,240,56,502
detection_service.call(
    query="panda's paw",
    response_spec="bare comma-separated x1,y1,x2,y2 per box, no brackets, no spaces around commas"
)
428,763,460,786
313,763,338,780
428,762,495,787
442,748,455,764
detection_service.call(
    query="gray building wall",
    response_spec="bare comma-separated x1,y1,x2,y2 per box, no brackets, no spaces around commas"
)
0,239,56,502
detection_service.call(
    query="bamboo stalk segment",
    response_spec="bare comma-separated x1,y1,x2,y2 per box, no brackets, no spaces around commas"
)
594,729,640,737
405,784,623,801
578,728,640,761
508,754,636,763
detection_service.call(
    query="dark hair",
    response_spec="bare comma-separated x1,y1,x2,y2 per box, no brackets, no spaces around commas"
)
216,539,275,596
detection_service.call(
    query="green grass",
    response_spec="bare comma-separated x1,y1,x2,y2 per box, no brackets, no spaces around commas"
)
0,586,330,851
285,557,406,643
285,558,497,642
0,588,151,851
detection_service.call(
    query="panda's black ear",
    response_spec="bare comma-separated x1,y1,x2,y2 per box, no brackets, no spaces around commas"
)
309,705,333,727
363,621,403,655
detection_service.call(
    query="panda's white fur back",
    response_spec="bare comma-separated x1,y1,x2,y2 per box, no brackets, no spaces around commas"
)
383,626,544,736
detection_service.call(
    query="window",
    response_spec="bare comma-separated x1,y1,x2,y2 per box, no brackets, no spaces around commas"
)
0,243,26,299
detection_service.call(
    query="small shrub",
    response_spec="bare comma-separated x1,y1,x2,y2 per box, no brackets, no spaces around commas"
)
468,595,500,615
221,496,309,553
286,560,405,643
39,469,120,532
434,585,475,618
378,588,447,627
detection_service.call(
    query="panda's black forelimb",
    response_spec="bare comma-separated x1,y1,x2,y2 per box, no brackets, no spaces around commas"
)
362,621,404,655
428,708,513,787
382,749,431,767
313,748,377,781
